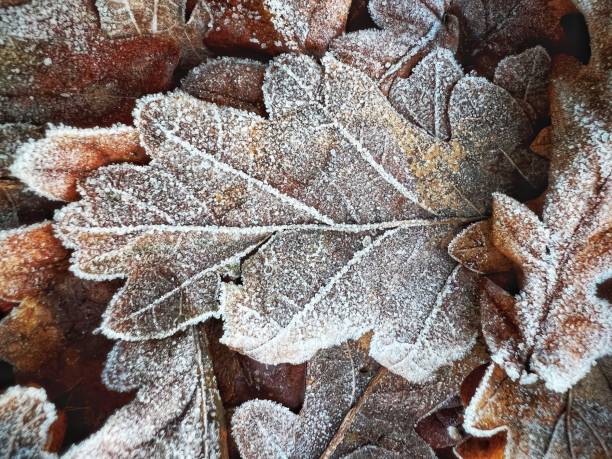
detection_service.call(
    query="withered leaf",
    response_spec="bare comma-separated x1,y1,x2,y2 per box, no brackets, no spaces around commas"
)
0,385,61,458
55,53,544,383
0,179,58,230
64,325,227,458
12,124,147,202
330,0,460,92
233,339,487,458
449,0,575,74
181,57,266,115
203,0,351,56
0,0,180,126
462,360,612,458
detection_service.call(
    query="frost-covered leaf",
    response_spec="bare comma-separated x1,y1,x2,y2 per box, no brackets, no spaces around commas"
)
463,361,612,458
449,0,574,74
204,0,351,55
12,124,146,202
64,325,227,458
0,122,42,176
56,53,543,382
0,222,68,302
0,385,61,458
330,0,460,92
0,0,179,126
96,0,212,66
233,339,487,458
181,57,266,115
470,0,612,392
494,46,551,121
389,47,463,140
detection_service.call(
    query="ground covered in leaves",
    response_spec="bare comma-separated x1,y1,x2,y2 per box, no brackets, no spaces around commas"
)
0,0,610,458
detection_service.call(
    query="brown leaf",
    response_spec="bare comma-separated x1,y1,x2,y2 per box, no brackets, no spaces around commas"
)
182,57,266,115
0,0,180,126
330,0,460,93
463,361,611,458
0,222,69,303
232,339,488,458
530,126,552,160
12,125,147,202
204,0,351,56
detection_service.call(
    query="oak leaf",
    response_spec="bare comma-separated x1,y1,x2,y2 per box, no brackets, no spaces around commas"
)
63,325,228,458
462,360,612,458
232,339,487,458
0,385,62,458
55,53,544,383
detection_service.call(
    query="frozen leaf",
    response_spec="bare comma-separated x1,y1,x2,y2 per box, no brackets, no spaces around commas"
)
0,385,61,458
463,361,612,458
481,181,610,392
0,0,179,126
182,57,266,115
0,123,43,176
64,325,228,458
56,54,543,381
330,0,460,92
494,46,551,121
0,222,68,303
448,220,512,274
96,0,212,66
449,0,575,75
204,0,351,56
233,339,487,458
389,48,463,140
11,124,146,202
473,0,612,392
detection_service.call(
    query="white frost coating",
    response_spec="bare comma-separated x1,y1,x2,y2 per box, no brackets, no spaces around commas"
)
264,0,309,50
0,386,58,459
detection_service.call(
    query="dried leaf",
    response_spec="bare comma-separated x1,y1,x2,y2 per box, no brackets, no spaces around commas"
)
0,0,180,126
203,0,351,56
64,325,228,458
0,222,68,302
449,0,575,74
463,361,612,458
330,0,460,92
530,126,552,160
55,53,544,383
95,0,212,66
0,385,62,458
494,46,551,121
12,124,146,202
475,0,612,391
232,339,487,458
181,57,266,115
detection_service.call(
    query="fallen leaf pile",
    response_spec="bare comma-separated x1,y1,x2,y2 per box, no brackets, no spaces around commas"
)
0,0,609,458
